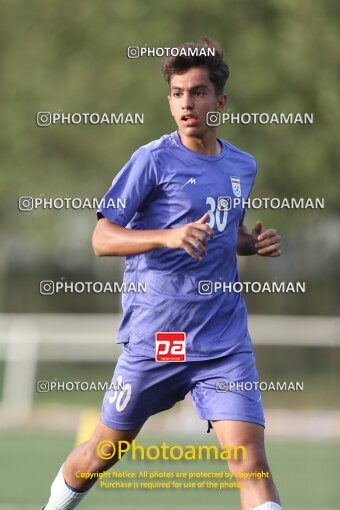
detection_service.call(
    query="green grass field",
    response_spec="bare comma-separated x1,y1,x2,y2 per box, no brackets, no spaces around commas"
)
1,431,338,510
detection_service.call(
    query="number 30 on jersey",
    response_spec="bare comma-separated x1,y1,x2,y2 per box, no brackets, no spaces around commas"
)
206,196,228,232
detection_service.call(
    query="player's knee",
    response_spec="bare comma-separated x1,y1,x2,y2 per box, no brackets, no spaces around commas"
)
227,442,269,475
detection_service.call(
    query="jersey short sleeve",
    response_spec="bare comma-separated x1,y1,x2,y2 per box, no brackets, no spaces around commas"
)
97,147,158,227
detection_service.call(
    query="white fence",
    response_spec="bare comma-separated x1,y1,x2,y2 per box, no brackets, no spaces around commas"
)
0,314,339,416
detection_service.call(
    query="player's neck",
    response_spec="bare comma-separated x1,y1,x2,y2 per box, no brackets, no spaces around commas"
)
178,130,221,156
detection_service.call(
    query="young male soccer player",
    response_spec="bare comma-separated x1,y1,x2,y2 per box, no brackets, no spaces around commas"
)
42,37,282,510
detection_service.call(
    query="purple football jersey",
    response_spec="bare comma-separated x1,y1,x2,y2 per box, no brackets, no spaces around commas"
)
97,131,257,360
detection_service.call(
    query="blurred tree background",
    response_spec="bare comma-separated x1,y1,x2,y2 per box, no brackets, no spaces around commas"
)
0,0,339,314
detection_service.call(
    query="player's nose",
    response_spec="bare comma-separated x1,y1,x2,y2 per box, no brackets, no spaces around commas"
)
181,92,194,110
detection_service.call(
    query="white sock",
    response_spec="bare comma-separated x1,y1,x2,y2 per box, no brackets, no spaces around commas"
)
44,465,90,510
252,503,282,510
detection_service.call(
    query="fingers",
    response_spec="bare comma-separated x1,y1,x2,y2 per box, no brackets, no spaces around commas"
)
195,213,214,239
257,228,277,242
177,215,214,260
183,241,203,261
253,220,263,234
186,236,207,257
268,249,281,257
255,233,281,251
188,228,208,245
254,228,282,256
259,247,281,257
196,212,210,224
184,225,213,260
183,231,208,260
257,243,281,256
192,222,214,240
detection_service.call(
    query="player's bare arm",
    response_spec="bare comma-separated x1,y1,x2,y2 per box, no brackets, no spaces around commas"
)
92,212,214,261
237,220,282,257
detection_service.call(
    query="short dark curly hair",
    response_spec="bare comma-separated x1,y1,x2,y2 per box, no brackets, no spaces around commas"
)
161,37,229,96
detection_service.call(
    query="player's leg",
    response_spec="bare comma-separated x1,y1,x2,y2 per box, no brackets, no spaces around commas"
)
190,351,282,510
64,419,143,491
211,419,281,510
44,420,142,510
43,346,143,510
43,346,193,509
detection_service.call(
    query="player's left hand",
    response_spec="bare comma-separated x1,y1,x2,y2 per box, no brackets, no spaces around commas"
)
252,221,281,257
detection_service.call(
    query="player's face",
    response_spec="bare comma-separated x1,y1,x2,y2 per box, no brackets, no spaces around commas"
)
168,67,226,139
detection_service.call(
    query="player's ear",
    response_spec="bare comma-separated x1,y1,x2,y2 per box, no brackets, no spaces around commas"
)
217,93,227,111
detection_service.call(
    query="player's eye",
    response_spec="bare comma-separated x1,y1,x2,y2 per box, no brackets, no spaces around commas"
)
172,91,182,97
195,91,206,96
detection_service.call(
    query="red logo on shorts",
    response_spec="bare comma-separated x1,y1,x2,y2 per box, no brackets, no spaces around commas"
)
155,332,186,362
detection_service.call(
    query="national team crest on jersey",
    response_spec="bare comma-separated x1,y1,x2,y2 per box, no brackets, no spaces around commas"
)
231,176,241,197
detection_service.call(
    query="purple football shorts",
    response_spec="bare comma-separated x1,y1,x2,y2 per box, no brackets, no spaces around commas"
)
101,344,265,432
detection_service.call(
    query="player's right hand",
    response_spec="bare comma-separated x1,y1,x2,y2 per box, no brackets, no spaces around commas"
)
162,213,214,261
